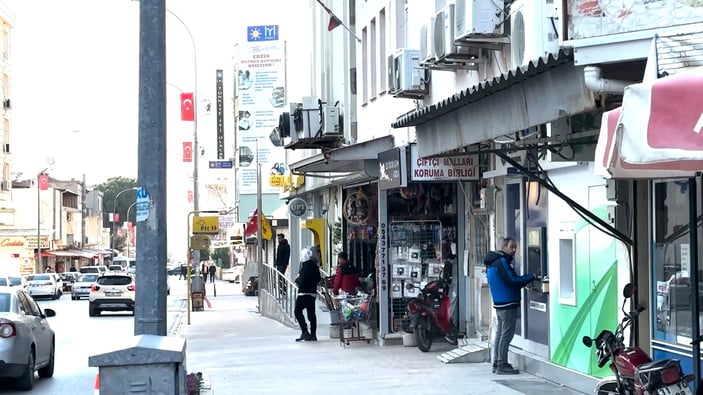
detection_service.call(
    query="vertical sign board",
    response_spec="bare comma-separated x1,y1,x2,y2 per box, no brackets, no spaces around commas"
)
378,190,389,336
216,69,225,159
378,147,407,191
236,25,286,194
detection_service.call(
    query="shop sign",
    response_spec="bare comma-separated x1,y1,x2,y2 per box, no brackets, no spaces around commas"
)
410,144,479,181
288,198,308,218
378,147,407,191
0,236,49,249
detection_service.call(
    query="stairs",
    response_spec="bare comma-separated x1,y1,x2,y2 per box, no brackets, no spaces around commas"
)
437,337,490,364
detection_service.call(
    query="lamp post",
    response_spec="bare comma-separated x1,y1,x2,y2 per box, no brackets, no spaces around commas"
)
126,201,137,259
167,9,199,212
112,187,138,256
36,169,49,273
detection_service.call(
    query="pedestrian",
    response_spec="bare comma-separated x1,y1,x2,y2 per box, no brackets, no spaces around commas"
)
179,264,186,280
332,251,360,296
485,237,537,375
275,233,290,274
201,262,207,282
294,247,321,342
208,264,216,283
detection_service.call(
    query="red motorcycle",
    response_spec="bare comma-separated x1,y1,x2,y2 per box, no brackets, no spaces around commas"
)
583,283,694,394
404,279,458,352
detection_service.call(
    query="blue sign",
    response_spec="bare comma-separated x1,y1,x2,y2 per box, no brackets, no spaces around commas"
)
247,25,279,42
136,187,150,222
209,160,233,169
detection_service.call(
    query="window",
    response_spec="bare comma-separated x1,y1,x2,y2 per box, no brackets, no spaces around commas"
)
0,292,9,312
27,274,50,281
370,18,377,98
558,238,575,303
361,28,368,103
652,179,701,344
97,276,132,286
379,8,386,94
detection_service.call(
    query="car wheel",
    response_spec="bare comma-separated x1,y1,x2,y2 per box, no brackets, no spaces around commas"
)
38,341,55,378
71,296,77,300
51,292,58,300
14,349,34,391
89,304,99,317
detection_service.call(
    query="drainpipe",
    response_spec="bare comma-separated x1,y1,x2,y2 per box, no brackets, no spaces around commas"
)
584,66,631,94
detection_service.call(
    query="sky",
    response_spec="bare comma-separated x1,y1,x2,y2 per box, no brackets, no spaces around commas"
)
3,0,310,256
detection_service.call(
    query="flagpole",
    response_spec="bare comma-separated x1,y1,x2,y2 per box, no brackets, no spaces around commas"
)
256,138,263,263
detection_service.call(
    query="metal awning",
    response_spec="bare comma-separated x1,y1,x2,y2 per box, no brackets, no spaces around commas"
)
289,135,394,176
46,249,98,259
392,49,597,158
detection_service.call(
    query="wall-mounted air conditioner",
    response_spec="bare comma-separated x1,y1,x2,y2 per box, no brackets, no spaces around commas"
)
454,0,504,42
388,49,428,98
321,106,341,136
510,0,559,68
420,17,436,65
433,4,457,62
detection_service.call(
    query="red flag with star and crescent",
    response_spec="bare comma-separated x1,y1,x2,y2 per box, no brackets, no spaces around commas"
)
244,209,272,240
180,92,194,121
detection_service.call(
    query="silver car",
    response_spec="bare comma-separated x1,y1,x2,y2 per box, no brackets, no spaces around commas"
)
71,273,100,300
0,285,56,390
25,273,62,300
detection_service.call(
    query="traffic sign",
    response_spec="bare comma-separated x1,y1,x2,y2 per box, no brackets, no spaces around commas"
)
136,187,150,222
192,216,219,234
190,235,211,249
209,160,233,169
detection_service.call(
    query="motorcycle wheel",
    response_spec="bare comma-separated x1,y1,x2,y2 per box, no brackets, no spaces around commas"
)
444,327,458,346
415,316,433,352
596,381,619,395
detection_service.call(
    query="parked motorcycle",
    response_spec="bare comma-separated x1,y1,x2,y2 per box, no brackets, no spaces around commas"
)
404,279,458,352
583,283,694,394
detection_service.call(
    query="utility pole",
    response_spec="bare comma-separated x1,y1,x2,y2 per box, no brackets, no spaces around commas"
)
81,173,86,251
135,0,167,336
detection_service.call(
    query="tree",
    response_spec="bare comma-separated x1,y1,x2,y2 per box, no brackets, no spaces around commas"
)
93,177,138,227
211,247,231,269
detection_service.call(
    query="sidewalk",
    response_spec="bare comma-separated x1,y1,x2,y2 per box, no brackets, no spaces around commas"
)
172,279,587,395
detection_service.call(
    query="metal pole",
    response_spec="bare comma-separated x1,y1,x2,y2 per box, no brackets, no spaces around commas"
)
186,211,194,325
256,139,263,263
81,174,86,250
36,173,41,273
689,176,701,386
167,10,199,212
126,202,137,259
135,0,167,336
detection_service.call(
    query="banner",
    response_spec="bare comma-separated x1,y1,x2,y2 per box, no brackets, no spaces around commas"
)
182,141,193,162
38,174,49,190
180,92,194,121
216,69,225,159
236,27,286,194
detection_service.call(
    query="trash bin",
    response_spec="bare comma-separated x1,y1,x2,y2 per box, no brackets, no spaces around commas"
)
88,334,186,395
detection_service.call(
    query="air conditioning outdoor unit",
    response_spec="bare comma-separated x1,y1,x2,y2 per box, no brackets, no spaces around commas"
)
433,4,457,62
454,0,504,42
388,49,428,97
510,0,559,68
387,53,397,92
321,106,341,136
420,18,436,65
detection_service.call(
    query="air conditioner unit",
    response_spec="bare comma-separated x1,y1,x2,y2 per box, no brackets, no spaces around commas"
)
0,180,9,191
494,147,527,175
433,4,457,62
420,18,436,65
510,0,559,68
388,49,428,97
454,0,504,41
321,106,341,136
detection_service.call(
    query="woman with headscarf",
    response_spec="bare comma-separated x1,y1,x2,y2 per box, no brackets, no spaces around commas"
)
294,247,322,341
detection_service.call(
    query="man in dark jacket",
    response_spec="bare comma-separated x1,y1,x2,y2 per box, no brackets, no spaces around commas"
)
485,237,536,375
275,233,290,274
332,251,360,295
294,247,322,341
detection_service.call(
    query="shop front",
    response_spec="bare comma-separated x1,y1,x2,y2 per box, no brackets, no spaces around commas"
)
0,234,50,275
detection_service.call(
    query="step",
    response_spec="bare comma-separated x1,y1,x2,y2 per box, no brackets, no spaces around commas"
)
437,341,490,364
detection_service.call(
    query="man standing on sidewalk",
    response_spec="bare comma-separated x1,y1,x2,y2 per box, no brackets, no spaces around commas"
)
275,233,290,274
485,237,536,375
294,247,321,342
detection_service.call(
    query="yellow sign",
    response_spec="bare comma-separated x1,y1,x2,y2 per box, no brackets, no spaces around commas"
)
192,216,219,235
261,213,273,240
189,235,211,249
269,174,284,187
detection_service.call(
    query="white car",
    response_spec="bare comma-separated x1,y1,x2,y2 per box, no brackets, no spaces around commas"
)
222,265,243,283
71,273,100,300
0,285,56,390
25,274,62,300
89,273,136,316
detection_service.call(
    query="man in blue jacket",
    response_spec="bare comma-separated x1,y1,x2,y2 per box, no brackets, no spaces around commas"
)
485,237,537,375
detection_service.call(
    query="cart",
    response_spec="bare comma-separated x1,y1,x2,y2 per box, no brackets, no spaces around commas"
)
318,276,377,346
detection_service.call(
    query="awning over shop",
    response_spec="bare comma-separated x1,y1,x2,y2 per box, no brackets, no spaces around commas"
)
289,135,394,176
391,49,596,158
45,249,99,259
594,66,703,179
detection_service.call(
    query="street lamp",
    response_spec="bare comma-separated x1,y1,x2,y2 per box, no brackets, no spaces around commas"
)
112,187,138,255
126,201,137,259
167,9,200,212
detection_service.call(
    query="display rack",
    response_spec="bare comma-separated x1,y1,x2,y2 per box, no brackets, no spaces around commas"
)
389,220,443,332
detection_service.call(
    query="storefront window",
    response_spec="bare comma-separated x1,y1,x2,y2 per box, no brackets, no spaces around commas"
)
343,185,378,278
653,179,702,344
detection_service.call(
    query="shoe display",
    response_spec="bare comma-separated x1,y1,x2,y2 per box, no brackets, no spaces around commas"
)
496,363,519,375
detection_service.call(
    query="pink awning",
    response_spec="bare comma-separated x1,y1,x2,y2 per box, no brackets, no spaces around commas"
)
595,66,703,179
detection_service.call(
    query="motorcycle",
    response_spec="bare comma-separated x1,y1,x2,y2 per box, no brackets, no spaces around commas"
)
583,283,694,394
403,279,458,352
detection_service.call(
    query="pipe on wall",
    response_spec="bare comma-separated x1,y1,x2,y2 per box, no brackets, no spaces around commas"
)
584,66,632,94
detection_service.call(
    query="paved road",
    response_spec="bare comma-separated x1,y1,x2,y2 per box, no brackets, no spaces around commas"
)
0,284,183,395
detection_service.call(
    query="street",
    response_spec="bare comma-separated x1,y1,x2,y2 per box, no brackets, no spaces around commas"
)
0,284,184,395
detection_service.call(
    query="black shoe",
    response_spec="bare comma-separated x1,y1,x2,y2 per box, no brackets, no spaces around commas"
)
496,363,519,375
492,364,497,374
305,334,317,341
295,333,309,342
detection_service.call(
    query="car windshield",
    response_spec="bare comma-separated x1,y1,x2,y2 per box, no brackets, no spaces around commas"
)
27,274,50,281
77,274,99,282
60,274,73,280
0,293,9,312
0,278,7,286
8,277,21,286
97,276,132,286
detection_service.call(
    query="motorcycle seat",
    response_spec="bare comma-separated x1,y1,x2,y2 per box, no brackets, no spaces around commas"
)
635,358,677,374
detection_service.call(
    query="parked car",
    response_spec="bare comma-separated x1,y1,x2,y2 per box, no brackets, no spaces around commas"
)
71,274,100,300
7,276,25,288
0,285,56,390
25,274,62,300
79,265,107,274
0,276,10,287
59,272,77,292
222,266,243,284
107,265,125,272
89,273,136,316
167,262,182,276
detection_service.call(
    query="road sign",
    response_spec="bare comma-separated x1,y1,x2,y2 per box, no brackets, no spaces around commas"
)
190,235,211,249
136,187,150,222
192,216,219,234
219,215,234,228
208,160,233,169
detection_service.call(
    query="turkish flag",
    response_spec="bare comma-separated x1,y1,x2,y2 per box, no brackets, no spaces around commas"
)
114,213,120,223
187,190,193,203
180,92,194,121
244,209,273,240
183,141,193,162
38,174,49,190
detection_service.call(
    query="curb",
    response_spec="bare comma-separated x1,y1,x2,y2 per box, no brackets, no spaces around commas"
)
168,297,187,337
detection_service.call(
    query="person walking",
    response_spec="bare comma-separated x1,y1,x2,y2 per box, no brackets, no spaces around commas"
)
178,264,186,280
208,264,217,283
275,233,290,274
484,237,537,375
294,247,321,342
